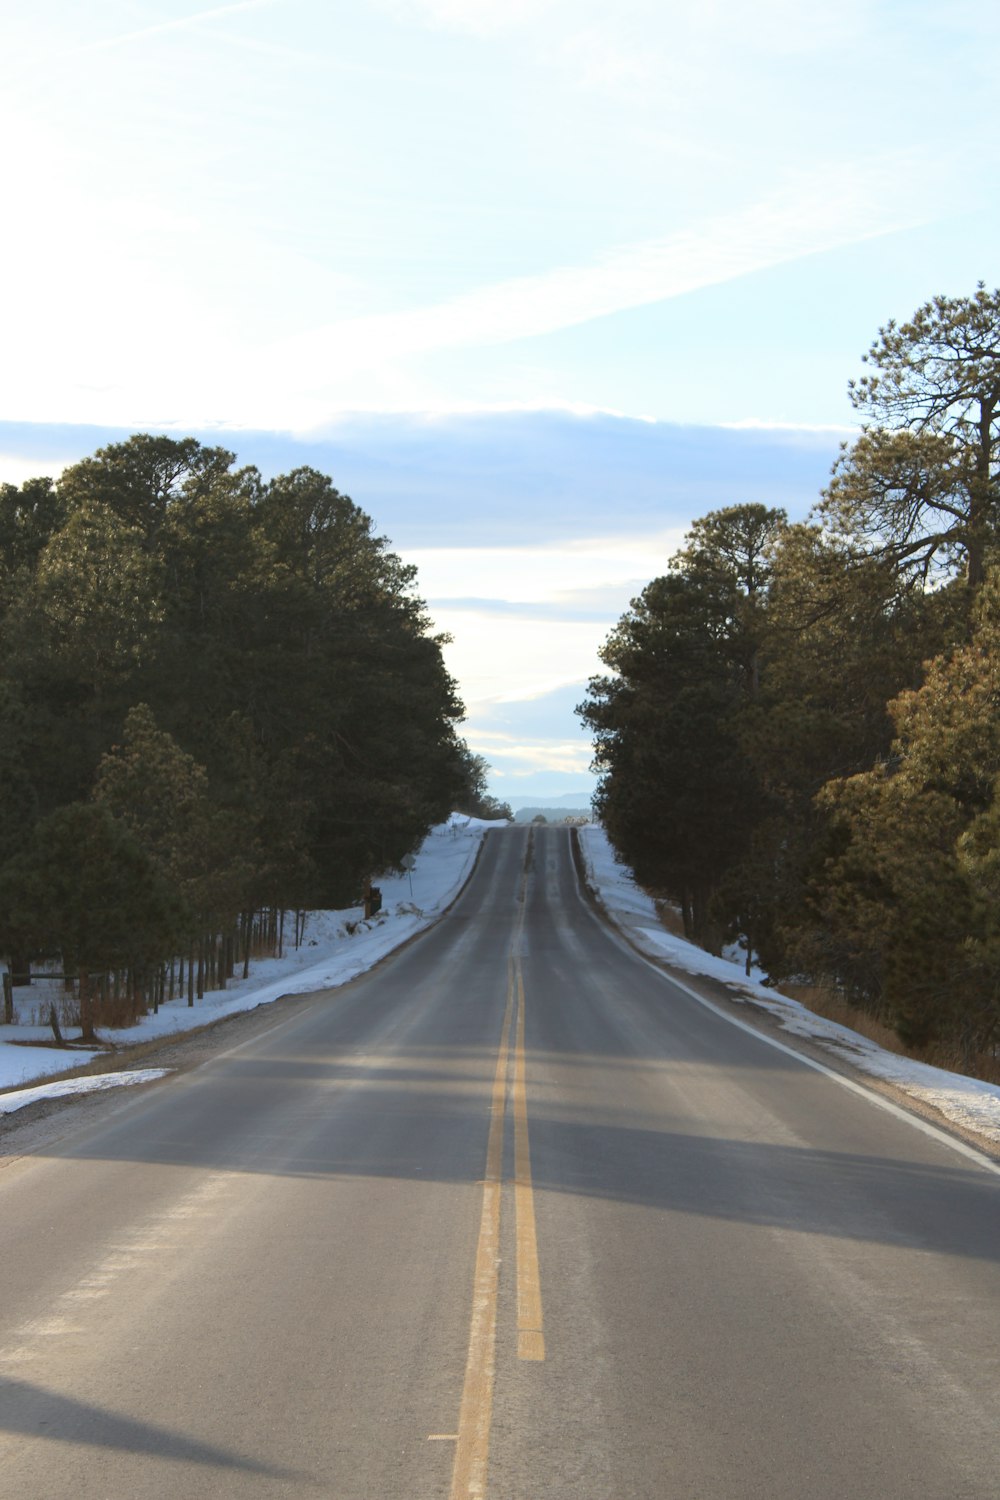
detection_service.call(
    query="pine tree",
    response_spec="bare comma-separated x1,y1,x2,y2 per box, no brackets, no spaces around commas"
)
0,802,183,1038
815,570,1000,1052
825,285,1000,590
579,506,786,948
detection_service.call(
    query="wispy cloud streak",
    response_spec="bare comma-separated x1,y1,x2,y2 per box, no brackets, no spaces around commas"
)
76,0,278,54
277,165,927,371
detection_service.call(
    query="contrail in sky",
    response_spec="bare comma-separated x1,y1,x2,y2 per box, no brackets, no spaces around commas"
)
76,0,278,54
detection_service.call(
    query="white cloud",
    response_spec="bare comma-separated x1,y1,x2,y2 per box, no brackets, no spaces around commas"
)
372,0,559,37
1,150,914,429
272,165,927,382
680,0,870,56
0,453,72,487
1,3,985,436
411,524,696,770
720,418,859,435
409,532,684,606
429,605,605,710
465,733,594,776
373,0,870,63
559,25,654,92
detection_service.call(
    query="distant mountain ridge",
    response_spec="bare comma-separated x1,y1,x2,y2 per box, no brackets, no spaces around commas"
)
506,792,595,812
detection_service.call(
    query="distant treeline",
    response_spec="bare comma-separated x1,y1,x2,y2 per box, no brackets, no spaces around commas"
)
0,436,484,1035
579,286,1000,1066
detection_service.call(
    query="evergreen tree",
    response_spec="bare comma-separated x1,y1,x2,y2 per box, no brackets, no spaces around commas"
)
0,434,466,989
453,745,513,821
58,434,240,546
579,506,786,947
0,502,166,811
815,571,1000,1053
0,802,183,1039
825,285,1000,589
0,476,65,585
93,704,258,944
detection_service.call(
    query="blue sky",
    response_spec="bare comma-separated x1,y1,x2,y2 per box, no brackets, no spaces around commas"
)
2,1,997,794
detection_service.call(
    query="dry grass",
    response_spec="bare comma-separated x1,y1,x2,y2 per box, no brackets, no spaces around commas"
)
777,982,909,1056
639,894,1000,1089
776,980,1000,1088
654,900,687,939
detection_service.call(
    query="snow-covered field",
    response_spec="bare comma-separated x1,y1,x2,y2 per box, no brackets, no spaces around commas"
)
577,824,1000,1152
0,815,500,1114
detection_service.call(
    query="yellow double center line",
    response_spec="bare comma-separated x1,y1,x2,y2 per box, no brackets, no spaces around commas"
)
449,859,544,1500
513,955,545,1362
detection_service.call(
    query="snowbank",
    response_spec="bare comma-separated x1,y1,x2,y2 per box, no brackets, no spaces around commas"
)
577,824,1000,1151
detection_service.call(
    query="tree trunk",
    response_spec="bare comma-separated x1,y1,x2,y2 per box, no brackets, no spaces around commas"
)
965,396,996,590
690,884,721,954
10,951,30,985
78,971,96,1043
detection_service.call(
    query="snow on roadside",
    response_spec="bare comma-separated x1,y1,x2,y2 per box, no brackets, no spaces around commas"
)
577,824,1000,1151
0,1070,173,1114
0,814,500,1113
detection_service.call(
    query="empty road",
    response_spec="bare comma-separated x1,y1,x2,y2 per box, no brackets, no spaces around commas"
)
2,825,999,1498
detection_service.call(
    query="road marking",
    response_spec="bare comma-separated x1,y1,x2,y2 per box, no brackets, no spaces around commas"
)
450,832,547,1498
570,848,1000,1180
513,961,545,1362
449,967,515,1500
625,948,1000,1177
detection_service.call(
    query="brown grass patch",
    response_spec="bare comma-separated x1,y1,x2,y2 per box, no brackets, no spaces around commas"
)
776,980,1000,1087
653,900,686,938
777,981,908,1057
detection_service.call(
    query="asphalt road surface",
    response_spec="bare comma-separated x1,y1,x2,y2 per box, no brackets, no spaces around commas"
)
2,825,999,1499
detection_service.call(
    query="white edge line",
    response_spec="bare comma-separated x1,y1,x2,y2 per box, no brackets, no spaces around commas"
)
645,959,1000,1179
572,847,1000,1181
